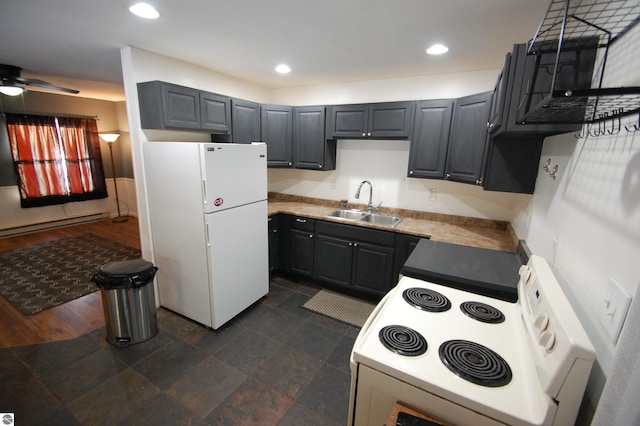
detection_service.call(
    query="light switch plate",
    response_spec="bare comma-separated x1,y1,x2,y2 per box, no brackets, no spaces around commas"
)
598,278,632,344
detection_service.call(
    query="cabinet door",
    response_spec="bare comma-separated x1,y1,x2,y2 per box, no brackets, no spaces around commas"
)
487,53,511,134
445,92,492,185
231,99,261,144
369,102,414,138
407,100,454,179
268,216,279,273
482,137,543,194
327,105,369,138
314,234,353,288
161,83,201,129
294,106,336,170
261,105,293,167
200,91,230,133
290,229,315,277
351,242,395,297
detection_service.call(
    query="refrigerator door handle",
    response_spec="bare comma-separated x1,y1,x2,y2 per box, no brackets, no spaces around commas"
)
205,223,211,247
202,179,207,206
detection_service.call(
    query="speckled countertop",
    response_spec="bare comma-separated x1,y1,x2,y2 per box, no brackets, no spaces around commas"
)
267,193,519,252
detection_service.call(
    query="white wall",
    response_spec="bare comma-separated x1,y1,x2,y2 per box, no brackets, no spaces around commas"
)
268,139,530,221
520,23,640,408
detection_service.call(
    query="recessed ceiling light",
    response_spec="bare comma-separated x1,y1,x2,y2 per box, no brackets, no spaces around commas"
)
426,44,449,55
275,64,291,74
129,3,160,19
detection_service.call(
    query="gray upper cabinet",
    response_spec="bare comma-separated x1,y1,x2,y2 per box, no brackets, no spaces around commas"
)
489,43,596,137
407,99,454,179
327,101,414,139
261,104,293,167
293,106,336,171
200,92,231,133
445,92,492,185
137,81,230,132
231,98,261,144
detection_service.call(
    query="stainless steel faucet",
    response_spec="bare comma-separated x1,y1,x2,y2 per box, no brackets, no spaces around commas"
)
355,180,375,212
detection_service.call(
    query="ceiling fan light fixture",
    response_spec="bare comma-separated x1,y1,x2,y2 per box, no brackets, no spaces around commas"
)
426,44,449,55
129,3,160,19
0,85,24,96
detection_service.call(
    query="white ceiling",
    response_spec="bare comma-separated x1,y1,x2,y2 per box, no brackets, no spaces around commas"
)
0,0,549,102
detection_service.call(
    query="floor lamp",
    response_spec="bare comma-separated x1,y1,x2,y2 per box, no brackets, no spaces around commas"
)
100,133,128,223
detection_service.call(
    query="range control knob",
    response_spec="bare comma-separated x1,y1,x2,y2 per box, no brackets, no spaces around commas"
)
538,331,556,353
519,265,532,284
534,314,550,332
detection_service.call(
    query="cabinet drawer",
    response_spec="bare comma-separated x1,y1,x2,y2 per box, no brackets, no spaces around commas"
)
290,216,315,231
317,221,395,246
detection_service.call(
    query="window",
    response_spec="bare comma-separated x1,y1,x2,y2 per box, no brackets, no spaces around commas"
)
6,113,107,208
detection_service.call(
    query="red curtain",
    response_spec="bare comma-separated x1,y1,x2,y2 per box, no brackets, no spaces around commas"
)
6,114,107,207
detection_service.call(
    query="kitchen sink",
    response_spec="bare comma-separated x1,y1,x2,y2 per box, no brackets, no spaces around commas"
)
360,213,404,227
325,209,370,220
324,209,403,228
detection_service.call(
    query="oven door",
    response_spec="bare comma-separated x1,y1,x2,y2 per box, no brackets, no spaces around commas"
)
352,364,507,426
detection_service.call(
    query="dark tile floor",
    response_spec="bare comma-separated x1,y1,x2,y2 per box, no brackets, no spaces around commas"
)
0,275,358,425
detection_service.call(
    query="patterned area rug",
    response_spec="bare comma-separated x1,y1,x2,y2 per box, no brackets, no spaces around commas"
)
0,233,141,315
302,289,376,328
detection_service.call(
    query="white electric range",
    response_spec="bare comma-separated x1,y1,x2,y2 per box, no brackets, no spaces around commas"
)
349,255,595,426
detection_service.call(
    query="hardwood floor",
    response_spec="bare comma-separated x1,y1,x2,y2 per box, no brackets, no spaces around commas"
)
0,217,141,348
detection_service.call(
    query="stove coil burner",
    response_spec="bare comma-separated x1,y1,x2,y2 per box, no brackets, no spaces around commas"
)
439,340,512,387
402,288,451,312
379,325,428,357
460,301,505,324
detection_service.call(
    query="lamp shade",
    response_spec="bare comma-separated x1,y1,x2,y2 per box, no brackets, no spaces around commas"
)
100,133,120,143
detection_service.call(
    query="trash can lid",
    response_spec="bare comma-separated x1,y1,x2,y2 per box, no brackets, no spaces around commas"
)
99,258,154,275
91,258,157,289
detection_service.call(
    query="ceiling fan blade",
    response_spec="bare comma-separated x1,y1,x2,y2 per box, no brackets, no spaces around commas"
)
23,79,80,94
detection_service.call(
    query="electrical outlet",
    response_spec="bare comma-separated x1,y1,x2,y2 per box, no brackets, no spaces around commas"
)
429,189,437,201
598,278,632,344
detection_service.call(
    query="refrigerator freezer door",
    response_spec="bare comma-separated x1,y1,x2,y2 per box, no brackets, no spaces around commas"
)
205,200,269,328
201,143,267,213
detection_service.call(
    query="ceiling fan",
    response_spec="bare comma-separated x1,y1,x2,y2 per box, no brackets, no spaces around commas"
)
0,64,79,96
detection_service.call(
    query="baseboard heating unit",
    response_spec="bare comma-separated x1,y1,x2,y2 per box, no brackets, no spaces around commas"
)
0,212,110,238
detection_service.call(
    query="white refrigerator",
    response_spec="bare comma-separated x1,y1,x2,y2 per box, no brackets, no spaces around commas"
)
143,142,268,329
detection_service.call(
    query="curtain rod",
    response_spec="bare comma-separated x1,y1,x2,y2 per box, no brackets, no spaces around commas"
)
1,111,99,120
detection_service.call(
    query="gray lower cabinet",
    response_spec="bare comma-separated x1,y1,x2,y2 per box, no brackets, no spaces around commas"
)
327,102,414,139
445,91,492,185
231,98,261,144
293,106,336,171
289,216,315,277
138,81,230,132
261,105,293,167
407,99,454,179
315,221,396,297
268,216,279,273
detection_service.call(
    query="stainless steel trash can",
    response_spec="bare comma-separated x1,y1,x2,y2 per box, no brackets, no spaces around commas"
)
91,258,158,347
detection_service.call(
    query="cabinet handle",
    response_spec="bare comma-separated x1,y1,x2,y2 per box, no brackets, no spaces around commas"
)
367,132,371,137
445,173,451,179
296,218,307,223
318,164,322,168
409,170,413,175
272,229,278,233
288,162,292,166
362,132,366,137
309,234,314,239
476,178,484,185
349,242,353,246
354,242,358,247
